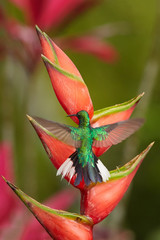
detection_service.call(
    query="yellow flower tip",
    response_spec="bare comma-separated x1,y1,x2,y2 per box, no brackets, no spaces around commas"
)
1,176,17,192
26,114,33,122
35,25,43,37
136,92,145,102
1,175,7,182
149,141,155,148
139,92,145,98
139,141,154,159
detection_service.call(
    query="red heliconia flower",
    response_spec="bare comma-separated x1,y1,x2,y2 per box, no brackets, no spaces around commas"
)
0,143,18,228
28,27,145,190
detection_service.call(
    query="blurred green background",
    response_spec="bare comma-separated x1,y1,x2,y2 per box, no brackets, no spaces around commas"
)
0,0,160,239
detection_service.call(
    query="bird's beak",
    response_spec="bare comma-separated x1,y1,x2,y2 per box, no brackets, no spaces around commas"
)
67,114,77,117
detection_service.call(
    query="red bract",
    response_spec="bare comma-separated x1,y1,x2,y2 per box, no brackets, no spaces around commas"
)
91,94,144,156
36,26,94,123
0,143,18,227
20,189,77,240
80,143,154,224
3,178,93,240
28,115,75,170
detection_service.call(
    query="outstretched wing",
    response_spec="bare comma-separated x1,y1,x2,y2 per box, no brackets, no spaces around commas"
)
93,118,144,148
31,116,81,148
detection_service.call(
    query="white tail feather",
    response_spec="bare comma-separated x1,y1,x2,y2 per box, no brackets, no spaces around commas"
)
61,161,73,178
67,167,75,181
57,158,75,180
97,160,110,182
56,158,70,176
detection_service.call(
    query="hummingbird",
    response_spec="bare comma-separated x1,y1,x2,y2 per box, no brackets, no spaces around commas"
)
31,110,144,186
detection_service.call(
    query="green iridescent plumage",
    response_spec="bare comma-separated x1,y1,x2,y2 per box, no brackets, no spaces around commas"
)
69,111,108,168
31,110,144,186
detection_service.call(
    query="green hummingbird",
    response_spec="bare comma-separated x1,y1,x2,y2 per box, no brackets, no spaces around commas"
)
31,110,143,186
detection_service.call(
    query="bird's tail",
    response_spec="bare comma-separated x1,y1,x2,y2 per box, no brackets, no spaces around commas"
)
56,151,110,186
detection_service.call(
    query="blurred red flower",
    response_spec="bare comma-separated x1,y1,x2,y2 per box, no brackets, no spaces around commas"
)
0,0,119,73
9,0,99,30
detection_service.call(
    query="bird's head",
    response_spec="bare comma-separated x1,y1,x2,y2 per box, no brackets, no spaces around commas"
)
67,110,90,126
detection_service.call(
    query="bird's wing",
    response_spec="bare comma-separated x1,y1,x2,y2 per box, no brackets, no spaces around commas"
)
32,116,81,148
92,118,144,148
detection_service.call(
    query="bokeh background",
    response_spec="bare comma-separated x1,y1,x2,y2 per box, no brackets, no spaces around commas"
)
0,0,160,239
